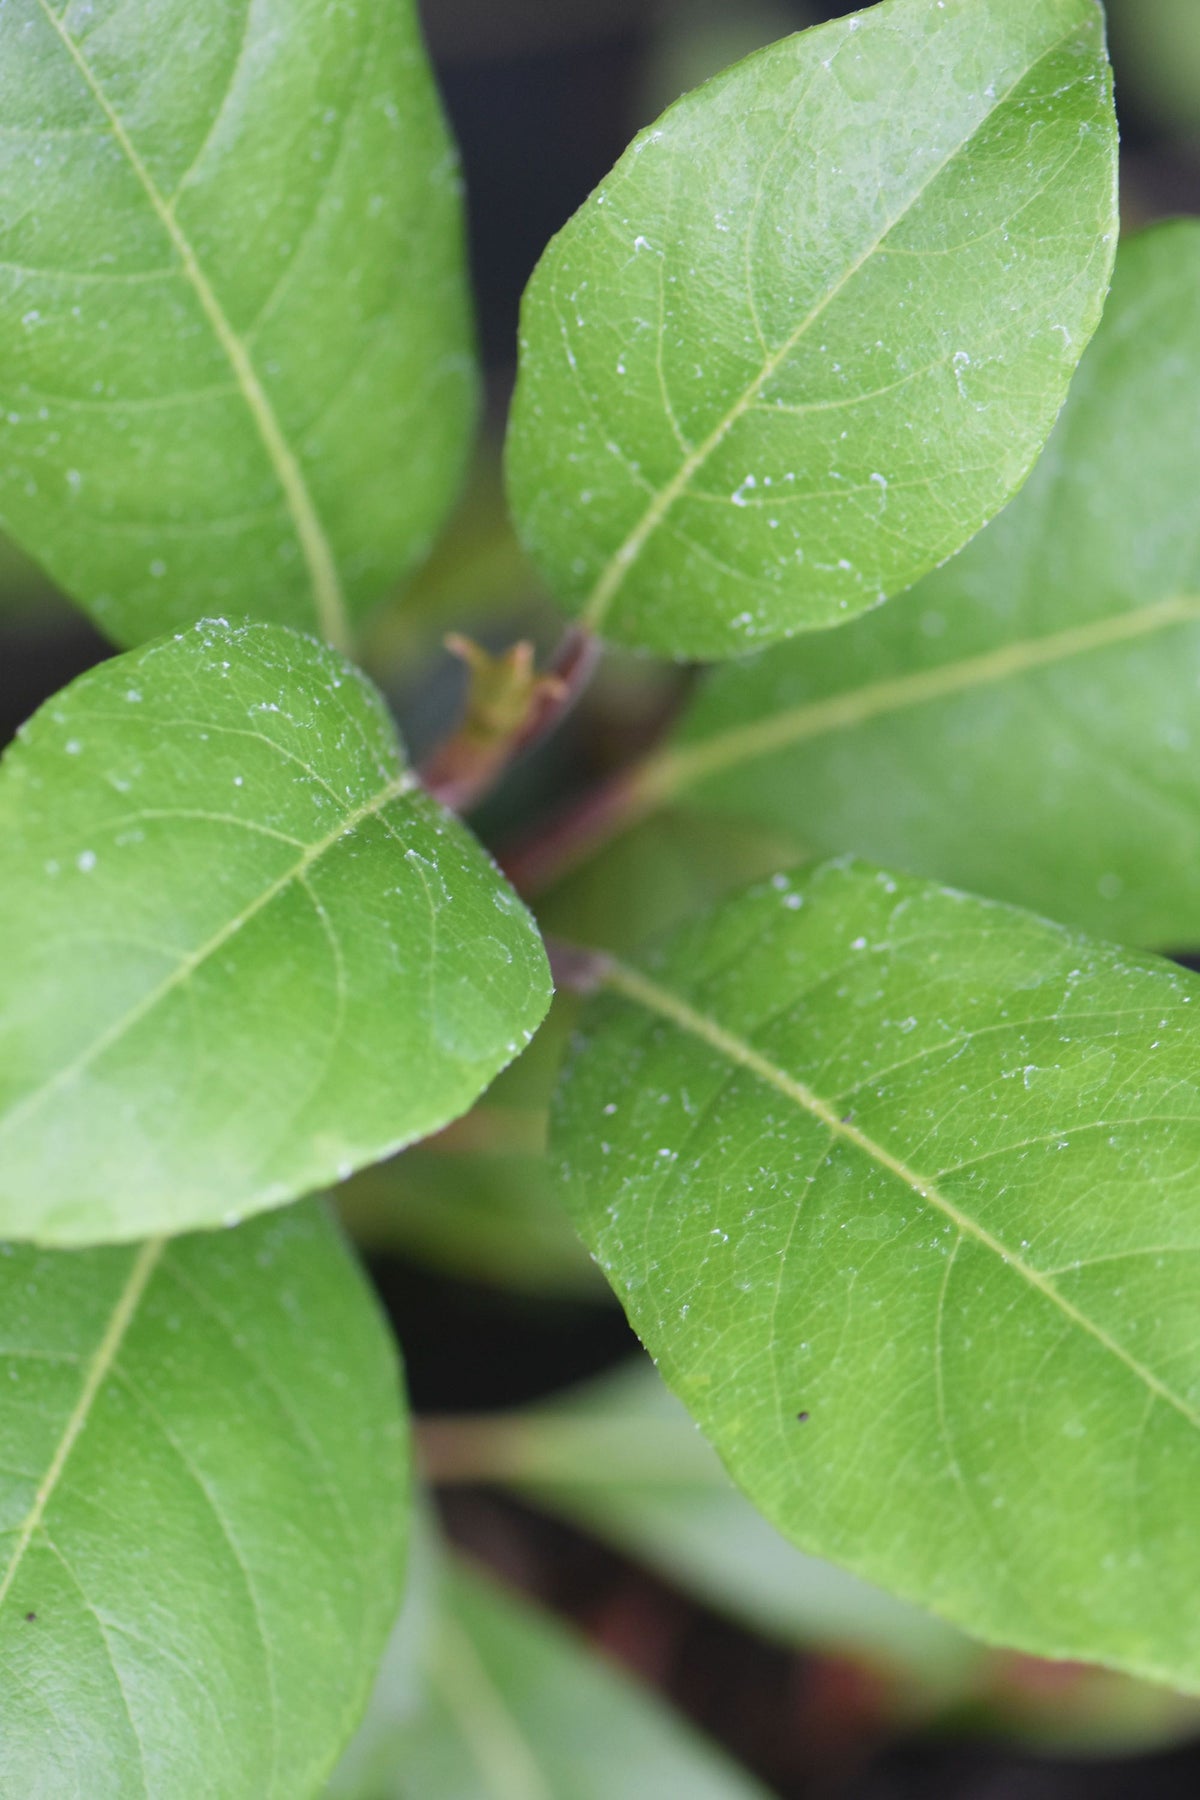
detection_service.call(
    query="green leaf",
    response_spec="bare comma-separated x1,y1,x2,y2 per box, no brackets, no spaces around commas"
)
332,1552,772,1800
0,1200,408,1798
554,861,1200,1691
654,222,1200,949
505,0,1118,659
492,1359,979,1689
0,0,475,653
0,619,551,1245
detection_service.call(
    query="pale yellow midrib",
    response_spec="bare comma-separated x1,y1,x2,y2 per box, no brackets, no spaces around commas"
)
432,1611,555,1800
36,0,352,654
603,958,1200,1436
641,593,1200,803
579,22,1080,632
0,771,417,1143
0,1237,165,1614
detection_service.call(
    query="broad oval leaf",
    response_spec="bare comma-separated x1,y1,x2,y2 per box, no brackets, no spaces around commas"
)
506,0,1118,659
332,1552,772,1800
0,1200,408,1798
0,620,551,1245
555,862,1200,1690
657,222,1200,949
0,0,475,652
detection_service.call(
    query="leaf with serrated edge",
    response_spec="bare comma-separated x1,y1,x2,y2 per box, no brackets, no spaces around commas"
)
0,0,475,652
554,862,1200,1689
332,1552,771,1800
654,223,1200,948
506,0,1117,658
0,1200,407,1799
0,620,551,1245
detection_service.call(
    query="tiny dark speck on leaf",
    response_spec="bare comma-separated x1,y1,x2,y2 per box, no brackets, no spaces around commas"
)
24,1611,36,1622
796,1411,810,1423
840,1111,854,1124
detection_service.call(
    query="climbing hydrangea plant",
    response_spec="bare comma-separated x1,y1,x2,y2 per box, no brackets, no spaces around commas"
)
14,0,1200,1789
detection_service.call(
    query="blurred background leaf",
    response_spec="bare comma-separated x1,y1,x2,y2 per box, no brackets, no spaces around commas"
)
329,1518,774,1799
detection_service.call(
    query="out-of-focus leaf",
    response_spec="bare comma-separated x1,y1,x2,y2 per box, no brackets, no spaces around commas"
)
331,1554,773,1799
430,1364,1200,1751
362,447,549,682
338,1145,601,1299
540,808,803,955
1107,0,1200,135
638,0,808,118
338,988,599,1297
0,533,69,621
328,1504,440,1800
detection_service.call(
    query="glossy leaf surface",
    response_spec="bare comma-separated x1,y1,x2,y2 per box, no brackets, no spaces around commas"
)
0,621,551,1244
556,863,1200,1690
506,0,1117,658
0,1201,408,1798
332,1555,770,1800
662,224,1200,948
0,0,475,651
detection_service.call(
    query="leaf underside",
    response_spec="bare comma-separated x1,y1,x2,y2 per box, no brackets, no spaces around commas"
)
555,862,1200,1690
335,1553,771,1800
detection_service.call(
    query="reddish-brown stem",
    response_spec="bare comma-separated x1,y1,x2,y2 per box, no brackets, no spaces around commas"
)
420,625,601,813
497,658,697,898
499,761,661,897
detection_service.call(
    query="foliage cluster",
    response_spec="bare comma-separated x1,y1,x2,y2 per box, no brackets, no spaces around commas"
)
7,0,1200,1790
